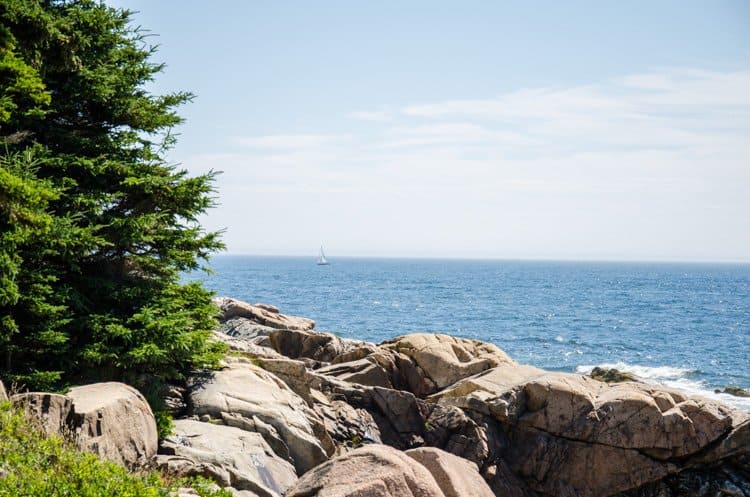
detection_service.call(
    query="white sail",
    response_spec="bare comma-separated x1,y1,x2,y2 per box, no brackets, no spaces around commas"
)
317,246,330,265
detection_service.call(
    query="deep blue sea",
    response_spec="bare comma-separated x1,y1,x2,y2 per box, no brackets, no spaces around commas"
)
188,256,750,410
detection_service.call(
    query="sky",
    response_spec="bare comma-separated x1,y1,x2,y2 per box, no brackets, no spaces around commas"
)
112,1,750,261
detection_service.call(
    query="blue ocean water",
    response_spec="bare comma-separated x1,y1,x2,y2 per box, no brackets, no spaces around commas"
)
188,256,750,410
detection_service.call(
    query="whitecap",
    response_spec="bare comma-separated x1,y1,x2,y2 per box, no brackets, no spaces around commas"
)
664,378,750,412
554,335,564,342
575,362,692,380
575,362,750,411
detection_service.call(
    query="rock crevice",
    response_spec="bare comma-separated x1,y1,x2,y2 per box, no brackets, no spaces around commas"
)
13,297,750,497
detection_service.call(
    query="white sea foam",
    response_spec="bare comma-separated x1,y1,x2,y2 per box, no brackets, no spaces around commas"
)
576,362,691,380
576,362,750,412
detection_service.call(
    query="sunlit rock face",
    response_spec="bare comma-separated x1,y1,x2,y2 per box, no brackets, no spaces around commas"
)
155,419,297,497
17,298,746,497
285,444,448,497
13,382,158,470
191,298,750,497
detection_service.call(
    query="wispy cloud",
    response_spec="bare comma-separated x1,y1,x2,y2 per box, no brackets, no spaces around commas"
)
402,69,750,118
234,134,347,149
386,69,750,158
379,123,536,148
348,110,393,122
208,68,750,191
206,68,750,194
189,67,750,260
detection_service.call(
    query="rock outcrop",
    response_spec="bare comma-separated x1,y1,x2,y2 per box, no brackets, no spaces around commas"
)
66,382,158,469
406,447,495,497
433,364,749,496
0,380,6,401
213,297,315,331
156,419,297,497
188,360,333,474
421,403,489,465
285,444,447,497
382,333,515,391
15,298,748,497
199,298,750,497
268,328,364,363
12,382,157,470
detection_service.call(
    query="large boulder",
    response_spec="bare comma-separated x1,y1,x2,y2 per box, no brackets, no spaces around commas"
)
67,382,158,470
433,364,750,497
439,367,735,459
188,361,333,474
12,383,158,470
213,297,315,331
382,334,515,391
406,447,495,497
285,444,447,497
156,419,297,497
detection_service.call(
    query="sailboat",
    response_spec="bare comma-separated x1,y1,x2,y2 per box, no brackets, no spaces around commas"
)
316,246,330,266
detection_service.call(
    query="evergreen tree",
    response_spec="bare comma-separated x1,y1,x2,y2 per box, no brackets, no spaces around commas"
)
0,0,225,390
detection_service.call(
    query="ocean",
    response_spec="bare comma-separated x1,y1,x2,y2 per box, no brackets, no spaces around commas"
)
188,256,750,411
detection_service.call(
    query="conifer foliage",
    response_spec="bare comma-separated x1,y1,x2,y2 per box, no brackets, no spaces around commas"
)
0,0,225,390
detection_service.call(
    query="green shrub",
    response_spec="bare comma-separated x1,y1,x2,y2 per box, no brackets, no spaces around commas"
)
0,402,229,497
154,410,175,440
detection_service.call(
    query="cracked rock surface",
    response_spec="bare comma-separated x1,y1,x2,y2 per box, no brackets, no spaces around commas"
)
201,298,750,497
17,297,748,497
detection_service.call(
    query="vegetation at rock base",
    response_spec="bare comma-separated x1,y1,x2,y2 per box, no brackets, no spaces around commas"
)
0,0,225,393
589,366,637,383
0,401,230,497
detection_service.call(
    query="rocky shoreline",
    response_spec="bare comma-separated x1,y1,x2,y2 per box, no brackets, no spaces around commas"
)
6,297,750,497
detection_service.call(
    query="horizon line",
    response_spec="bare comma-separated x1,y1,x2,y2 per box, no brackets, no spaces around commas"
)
214,252,750,265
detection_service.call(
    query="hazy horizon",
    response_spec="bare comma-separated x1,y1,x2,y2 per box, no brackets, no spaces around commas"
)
213,252,750,265
115,1,750,262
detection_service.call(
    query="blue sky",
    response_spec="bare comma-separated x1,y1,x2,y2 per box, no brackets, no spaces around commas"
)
114,1,750,261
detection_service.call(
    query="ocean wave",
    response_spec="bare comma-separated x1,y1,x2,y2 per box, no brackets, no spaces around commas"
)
575,362,693,380
576,362,750,412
